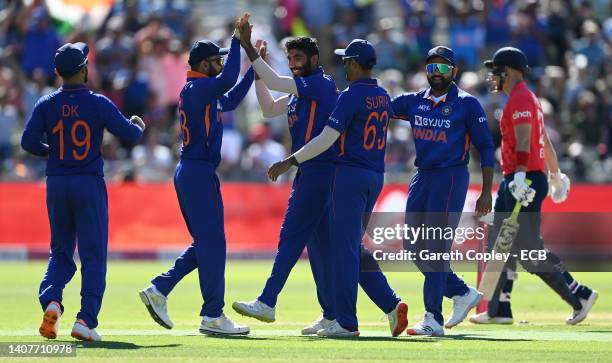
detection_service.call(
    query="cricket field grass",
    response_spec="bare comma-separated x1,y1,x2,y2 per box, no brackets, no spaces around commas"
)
0,260,610,362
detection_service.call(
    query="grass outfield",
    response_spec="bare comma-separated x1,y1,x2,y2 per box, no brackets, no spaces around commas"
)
0,261,610,362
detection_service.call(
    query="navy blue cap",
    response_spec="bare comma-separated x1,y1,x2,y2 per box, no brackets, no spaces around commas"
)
188,40,229,66
334,39,377,67
54,42,89,75
484,47,529,72
426,46,455,66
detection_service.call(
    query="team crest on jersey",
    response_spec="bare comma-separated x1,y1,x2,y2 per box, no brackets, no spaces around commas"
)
441,105,452,116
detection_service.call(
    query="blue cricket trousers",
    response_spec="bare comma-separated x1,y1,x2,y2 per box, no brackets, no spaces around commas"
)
258,163,335,319
151,159,226,318
333,165,400,331
39,175,108,329
405,165,470,325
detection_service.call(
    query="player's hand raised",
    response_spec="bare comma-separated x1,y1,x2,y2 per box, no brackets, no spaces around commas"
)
268,159,292,182
233,13,250,40
255,40,269,61
237,13,253,47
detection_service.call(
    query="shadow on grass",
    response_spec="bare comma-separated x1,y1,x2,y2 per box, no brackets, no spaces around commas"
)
57,340,182,350
201,335,270,341
433,334,533,342
298,336,435,342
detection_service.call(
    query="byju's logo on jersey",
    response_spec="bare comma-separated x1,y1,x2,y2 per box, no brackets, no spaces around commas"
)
414,115,451,128
512,110,531,120
417,104,430,111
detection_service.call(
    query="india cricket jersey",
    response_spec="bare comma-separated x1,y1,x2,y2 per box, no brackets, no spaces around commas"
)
21,84,143,176
178,37,254,167
327,78,393,173
287,66,338,164
499,81,546,175
391,83,495,170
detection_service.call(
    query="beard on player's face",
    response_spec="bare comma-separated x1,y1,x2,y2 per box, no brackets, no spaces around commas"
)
290,58,313,77
427,72,452,92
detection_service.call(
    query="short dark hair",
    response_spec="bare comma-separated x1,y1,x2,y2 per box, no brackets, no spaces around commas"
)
285,37,319,58
57,66,85,78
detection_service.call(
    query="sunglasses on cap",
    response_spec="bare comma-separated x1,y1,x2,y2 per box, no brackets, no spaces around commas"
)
426,63,454,74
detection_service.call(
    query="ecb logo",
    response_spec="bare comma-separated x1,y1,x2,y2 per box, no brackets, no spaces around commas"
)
441,105,452,116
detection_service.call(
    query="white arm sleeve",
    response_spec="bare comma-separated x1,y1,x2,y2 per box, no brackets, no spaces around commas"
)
252,57,298,94
293,126,340,164
255,80,289,118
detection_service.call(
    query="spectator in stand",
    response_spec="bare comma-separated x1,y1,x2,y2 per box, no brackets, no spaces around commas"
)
160,39,188,120
484,0,513,52
402,0,434,59
132,127,173,182
367,18,409,72
573,20,610,84
20,8,61,80
512,2,546,71
448,2,484,70
95,16,135,88
241,124,286,182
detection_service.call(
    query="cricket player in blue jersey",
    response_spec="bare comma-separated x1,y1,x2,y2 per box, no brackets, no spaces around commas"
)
231,29,407,337
391,46,495,336
22,42,145,341
268,39,405,337
138,14,253,336
230,35,339,334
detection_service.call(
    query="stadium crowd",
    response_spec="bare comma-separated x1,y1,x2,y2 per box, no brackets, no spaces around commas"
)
0,0,610,183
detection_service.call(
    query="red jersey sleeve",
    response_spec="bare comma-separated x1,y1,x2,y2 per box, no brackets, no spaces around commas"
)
507,93,535,126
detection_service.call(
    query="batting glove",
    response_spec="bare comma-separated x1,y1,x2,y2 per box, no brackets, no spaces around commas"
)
509,171,536,207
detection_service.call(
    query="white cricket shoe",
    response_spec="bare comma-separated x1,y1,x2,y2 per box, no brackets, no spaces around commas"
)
71,319,102,341
566,290,598,325
199,313,250,335
301,316,335,335
387,301,409,337
407,312,444,336
231,299,275,323
469,311,514,324
316,320,359,337
139,285,173,329
445,286,483,328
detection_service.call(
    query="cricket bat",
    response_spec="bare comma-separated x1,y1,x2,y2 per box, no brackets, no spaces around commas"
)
478,180,530,300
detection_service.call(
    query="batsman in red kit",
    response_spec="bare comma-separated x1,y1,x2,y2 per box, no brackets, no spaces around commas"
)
470,47,598,325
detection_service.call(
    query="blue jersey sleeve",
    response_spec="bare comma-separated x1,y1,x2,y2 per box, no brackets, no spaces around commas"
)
326,91,354,133
97,94,144,142
465,97,495,168
21,98,49,156
219,67,254,112
390,93,415,121
210,37,241,96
